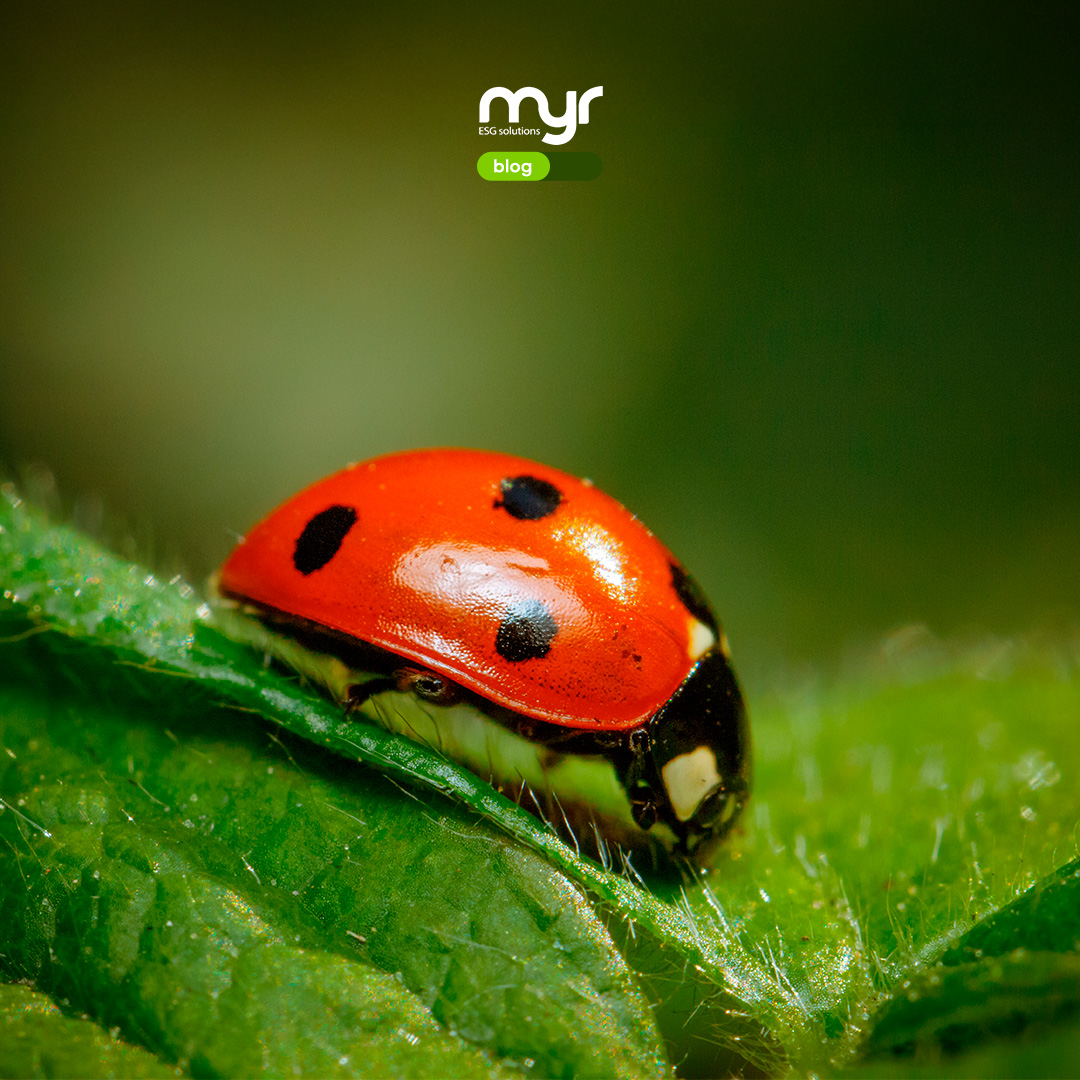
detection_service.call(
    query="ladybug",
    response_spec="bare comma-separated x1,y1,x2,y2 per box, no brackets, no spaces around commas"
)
217,449,750,864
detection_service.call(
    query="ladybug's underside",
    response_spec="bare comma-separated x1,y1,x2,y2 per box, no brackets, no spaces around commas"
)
221,605,751,866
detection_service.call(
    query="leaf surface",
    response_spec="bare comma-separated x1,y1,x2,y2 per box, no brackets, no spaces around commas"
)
2,487,1079,1077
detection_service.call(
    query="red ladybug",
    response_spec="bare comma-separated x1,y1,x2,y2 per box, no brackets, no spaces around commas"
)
218,448,749,863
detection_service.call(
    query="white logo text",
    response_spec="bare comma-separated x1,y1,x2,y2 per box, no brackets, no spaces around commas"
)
478,86,603,146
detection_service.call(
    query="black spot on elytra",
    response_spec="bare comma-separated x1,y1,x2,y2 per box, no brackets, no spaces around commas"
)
495,599,558,662
293,505,357,575
494,475,562,520
670,561,719,633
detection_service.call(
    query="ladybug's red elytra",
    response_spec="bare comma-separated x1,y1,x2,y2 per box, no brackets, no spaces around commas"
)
217,448,750,864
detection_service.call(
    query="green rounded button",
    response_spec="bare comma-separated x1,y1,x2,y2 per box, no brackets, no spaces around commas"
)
477,152,550,181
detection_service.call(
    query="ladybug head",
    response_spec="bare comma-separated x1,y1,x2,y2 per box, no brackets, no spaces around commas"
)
623,647,751,860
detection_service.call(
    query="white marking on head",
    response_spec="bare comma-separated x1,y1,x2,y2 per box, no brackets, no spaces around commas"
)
661,746,721,822
687,618,716,660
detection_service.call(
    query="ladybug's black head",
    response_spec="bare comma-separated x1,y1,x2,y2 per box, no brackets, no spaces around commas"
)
624,647,751,860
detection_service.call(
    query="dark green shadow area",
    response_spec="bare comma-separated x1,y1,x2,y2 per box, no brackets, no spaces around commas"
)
541,152,603,181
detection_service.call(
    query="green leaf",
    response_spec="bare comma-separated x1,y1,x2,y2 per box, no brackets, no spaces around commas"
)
703,648,1080,1072
858,951,1080,1069
3,485,1080,1077
0,489,669,1078
0,983,181,1079
853,857,1080,1070
941,856,1080,965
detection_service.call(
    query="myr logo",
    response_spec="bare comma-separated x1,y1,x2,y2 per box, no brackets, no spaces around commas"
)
479,86,603,146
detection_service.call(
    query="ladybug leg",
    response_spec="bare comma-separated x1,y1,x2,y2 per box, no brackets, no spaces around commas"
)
345,677,396,713
622,725,661,831
628,791,658,831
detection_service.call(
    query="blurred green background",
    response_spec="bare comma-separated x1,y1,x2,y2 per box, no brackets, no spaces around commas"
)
1,2,1077,689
